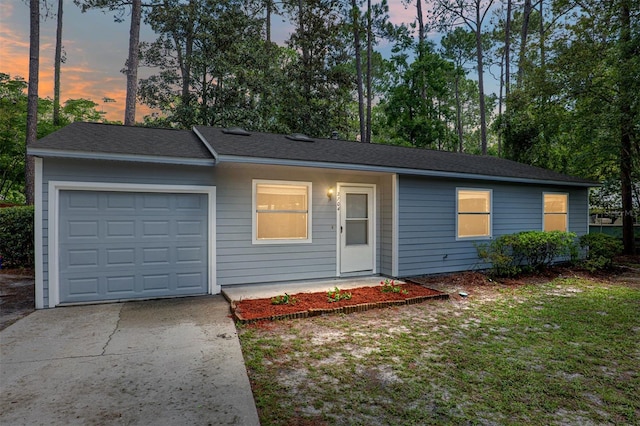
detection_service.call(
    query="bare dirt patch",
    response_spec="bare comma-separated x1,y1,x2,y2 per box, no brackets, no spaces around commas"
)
0,269,35,331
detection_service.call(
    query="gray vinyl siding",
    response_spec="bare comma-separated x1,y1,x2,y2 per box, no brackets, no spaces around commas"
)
213,164,391,286
39,156,589,306
379,177,394,276
40,159,215,307
397,176,589,277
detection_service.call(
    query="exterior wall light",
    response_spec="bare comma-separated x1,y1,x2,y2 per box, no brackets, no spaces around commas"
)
327,187,334,200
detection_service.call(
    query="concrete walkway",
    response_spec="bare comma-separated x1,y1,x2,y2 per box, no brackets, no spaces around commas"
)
222,276,395,302
0,296,260,426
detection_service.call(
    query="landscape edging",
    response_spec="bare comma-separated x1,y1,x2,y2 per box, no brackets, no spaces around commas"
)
231,292,449,323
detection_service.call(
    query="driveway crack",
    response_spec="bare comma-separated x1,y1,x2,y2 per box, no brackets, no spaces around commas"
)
102,305,122,355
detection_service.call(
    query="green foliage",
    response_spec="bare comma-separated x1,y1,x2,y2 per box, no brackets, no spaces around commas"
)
380,42,457,149
579,233,623,271
380,278,408,295
327,287,352,303
477,231,578,277
0,73,28,204
271,293,298,305
0,206,34,268
0,73,105,202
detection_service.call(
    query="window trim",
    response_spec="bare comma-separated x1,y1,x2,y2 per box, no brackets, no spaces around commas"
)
456,187,493,240
543,192,569,232
252,179,313,244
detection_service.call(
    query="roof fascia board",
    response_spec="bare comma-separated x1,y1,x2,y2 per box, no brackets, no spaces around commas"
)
217,154,598,187
27,148,215,166
192,127,219,161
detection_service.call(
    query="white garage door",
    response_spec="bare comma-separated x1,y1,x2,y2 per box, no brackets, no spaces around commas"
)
58,190,209,304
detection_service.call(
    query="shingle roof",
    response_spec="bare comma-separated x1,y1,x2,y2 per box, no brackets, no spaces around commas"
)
28,122,596,186
30,122,213,160
194,126,596,186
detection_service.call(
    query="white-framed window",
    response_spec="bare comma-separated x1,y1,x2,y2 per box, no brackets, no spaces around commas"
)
457,188,492,239
543,193,568,232
252,180,312,244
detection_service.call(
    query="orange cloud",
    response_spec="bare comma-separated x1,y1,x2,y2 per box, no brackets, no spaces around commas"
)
0,4,157,123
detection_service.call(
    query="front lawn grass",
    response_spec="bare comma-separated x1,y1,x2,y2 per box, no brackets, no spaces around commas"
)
238,277,640,425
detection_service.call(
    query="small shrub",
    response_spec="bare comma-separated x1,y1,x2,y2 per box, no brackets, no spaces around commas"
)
579,233,623,271
477,230,578,277
271,293,297,305
0,206,34,269
327,287,352,303
380,279,408,295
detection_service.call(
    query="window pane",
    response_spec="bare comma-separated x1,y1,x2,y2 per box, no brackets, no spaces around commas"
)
458,190,490,213
544,194,567,214
544,214,567,232
346,219,368,245
346,194,368,219
257,185,307,211
257,212,307,239
458,214,490,237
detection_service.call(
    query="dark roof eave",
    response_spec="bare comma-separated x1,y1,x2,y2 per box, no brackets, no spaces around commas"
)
28,148,216,167
217,154,599,187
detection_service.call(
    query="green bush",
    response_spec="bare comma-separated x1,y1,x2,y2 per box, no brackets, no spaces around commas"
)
0,206,34,269
477,231,578,277
579,233,623,271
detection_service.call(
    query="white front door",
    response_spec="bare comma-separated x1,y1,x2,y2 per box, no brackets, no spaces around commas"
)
339,185,375,274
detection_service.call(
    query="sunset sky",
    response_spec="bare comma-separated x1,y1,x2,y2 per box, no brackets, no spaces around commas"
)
0,1,448,123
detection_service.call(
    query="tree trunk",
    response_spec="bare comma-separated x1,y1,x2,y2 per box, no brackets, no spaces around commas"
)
619,0,635,255
351,0,365,142
517,0,532,84
124,0,142,126
539,0,545,68
25,0,40,205
53,0,63,126
365,0,372,143
505,0,511,96
416,0,425,46
454,73,464,152
497,48,504,156
417,0,427,102
266,0,272,43
475,5,488,155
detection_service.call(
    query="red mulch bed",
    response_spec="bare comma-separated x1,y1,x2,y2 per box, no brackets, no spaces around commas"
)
231,283,447,322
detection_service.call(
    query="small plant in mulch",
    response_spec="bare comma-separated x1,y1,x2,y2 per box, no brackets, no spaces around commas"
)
271,293,297,305
327,287,352,303
380,278,409,295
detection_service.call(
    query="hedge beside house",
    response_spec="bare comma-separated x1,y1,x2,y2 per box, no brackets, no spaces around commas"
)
0,206,34,269
476,231,579,277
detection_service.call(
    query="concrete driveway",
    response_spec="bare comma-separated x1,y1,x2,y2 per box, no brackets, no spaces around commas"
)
0,296,260,425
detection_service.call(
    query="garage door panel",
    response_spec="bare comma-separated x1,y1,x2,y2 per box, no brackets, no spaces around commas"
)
143,274,170,290
66,220,99,239
106,248,136,266
176,246,203,263
106,276,136,293
177,220,204,236
67,249,99,267
67,277,99,296
176,193,205,210
67,192,99,209
142,220,170,237
106,193,136,209
177,272,205,289
142,247,170,265
142,194,171,209
107,220,136,238
59,190,209,304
